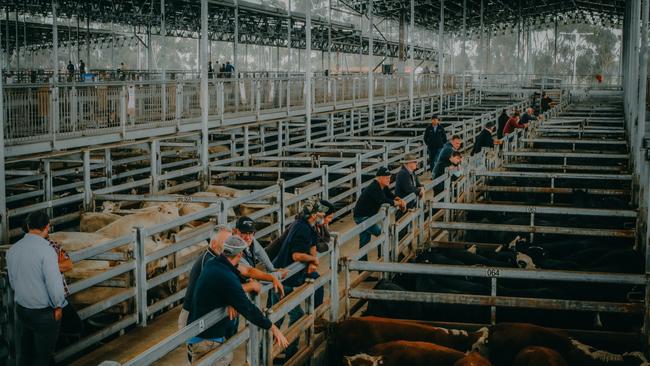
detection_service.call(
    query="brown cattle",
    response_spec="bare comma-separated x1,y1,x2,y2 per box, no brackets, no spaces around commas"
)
344,341,465,366
317,316,489,365
96,203,180,238
454,352,492,366
80,212,122,232
488,323,649,366
514,346,568,366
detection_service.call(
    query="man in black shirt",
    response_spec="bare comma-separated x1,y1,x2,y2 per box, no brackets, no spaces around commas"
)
433,135,462,179
188,236,288,363
497,109,509,139
423,115,447,172
471,121,496,156
520,107,537,125
353,167,406,260
395,154,424,209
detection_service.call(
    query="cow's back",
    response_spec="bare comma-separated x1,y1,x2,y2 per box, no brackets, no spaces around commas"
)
488,323,572,365
371,341,464,366
96,204,179,238
514,346,568,366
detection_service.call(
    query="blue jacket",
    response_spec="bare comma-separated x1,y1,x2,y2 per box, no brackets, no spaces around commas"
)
433,142,455,178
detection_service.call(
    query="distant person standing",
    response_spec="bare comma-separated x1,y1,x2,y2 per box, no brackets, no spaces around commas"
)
225,61,235,78
7,211,66,366
208,61,214,79
66,61,75,82
423,115,447,173
79,60,86,75
497,109,509,139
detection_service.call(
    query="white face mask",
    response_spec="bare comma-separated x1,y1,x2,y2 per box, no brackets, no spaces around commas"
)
316,216,324,225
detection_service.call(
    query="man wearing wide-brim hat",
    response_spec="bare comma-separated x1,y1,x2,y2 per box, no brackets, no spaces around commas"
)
395,153,424,209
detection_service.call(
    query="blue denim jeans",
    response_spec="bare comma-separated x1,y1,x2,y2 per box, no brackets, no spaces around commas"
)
354,216,383,261
266,271,323,358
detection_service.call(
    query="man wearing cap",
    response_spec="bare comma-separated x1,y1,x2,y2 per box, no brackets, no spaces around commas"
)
188,236,289,363
269,198,327,357
353,167,406,261
315,200,336,252
234,216,288,280
395,154,424,209
471,121,496,156
423,115,447,172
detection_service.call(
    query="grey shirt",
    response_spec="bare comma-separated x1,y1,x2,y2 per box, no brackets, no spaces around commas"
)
7,233,67,309
240,238,281,278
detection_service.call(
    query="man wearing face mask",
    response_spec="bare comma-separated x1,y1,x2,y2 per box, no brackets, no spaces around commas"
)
7,211,66,366
269,198,327,358
315,200,336,252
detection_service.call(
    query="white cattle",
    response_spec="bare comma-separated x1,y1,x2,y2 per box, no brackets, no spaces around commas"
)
96,203,180,238
80,212,123,232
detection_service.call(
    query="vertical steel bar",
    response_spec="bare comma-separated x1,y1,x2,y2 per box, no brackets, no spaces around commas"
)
438,0,444,114
367,0,374,135
200,0,209,188
135,227,148,327
408,0,415,120
305,0,312,145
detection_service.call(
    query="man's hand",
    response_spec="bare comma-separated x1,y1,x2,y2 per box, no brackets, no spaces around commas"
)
307,263,318,274
58,257,73,273
271,325,289,349
312,257,319,267
243,280,262,294
54,307,63,321
271,277,285,298
227,306,238,320
275,268,289,279
418,187,425,198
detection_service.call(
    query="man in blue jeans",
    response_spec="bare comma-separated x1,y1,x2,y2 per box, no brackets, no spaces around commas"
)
269,198,328,359
353,167,406,261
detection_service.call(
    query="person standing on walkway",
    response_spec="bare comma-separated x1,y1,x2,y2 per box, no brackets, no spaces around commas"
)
423,115,447,172
7,211,66,366
471,121,496,156
497,109,509,139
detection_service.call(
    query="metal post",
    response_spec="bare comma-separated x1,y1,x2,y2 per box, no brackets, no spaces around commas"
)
367,0,374,135
637,0,648,177
134,227,148,326
200,0,209,188
461,0,466,106
52,1,59,75
408,0,415,120
160,0,167,119
83,150,92,211
305,0,312,145
438,0,444,114
277,120,283,155
329,234,340,320
0,26,6,243
278,179,286,233
234,0,240,110
150,140,160,193
44,161,53,219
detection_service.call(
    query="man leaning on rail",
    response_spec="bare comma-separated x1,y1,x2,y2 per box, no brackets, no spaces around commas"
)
353,167,407,262
187,235,289,364
178,225,286,334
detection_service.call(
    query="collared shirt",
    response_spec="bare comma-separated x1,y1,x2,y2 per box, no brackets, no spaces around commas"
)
353,180,397,218
182,247,221,312
272,217,319,287
240,238,277,275
7,233,67,309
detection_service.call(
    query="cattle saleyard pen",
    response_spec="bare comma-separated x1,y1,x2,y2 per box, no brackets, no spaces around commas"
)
3,0,650,366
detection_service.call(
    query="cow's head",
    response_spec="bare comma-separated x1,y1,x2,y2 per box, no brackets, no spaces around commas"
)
344,354,383,366
157,203,181,217
470,327,490,357
102,201,121,213
515,252,536,269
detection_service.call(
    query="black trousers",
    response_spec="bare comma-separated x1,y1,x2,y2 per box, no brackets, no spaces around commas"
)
16,305,61,366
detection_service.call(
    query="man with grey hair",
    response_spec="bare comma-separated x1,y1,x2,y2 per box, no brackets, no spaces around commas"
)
179,224,285,330
187,236,288,363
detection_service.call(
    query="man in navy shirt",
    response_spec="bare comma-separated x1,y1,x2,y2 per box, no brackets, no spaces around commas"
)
188,236,288,363
395,154,424,209
471,121,496,156
520,107,537,125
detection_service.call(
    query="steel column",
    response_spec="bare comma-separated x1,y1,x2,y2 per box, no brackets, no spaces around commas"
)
408,0,415,120
438,0,445,114
367,0,374,135
305,0,312,145
200,0,209,188
0,24,6,243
